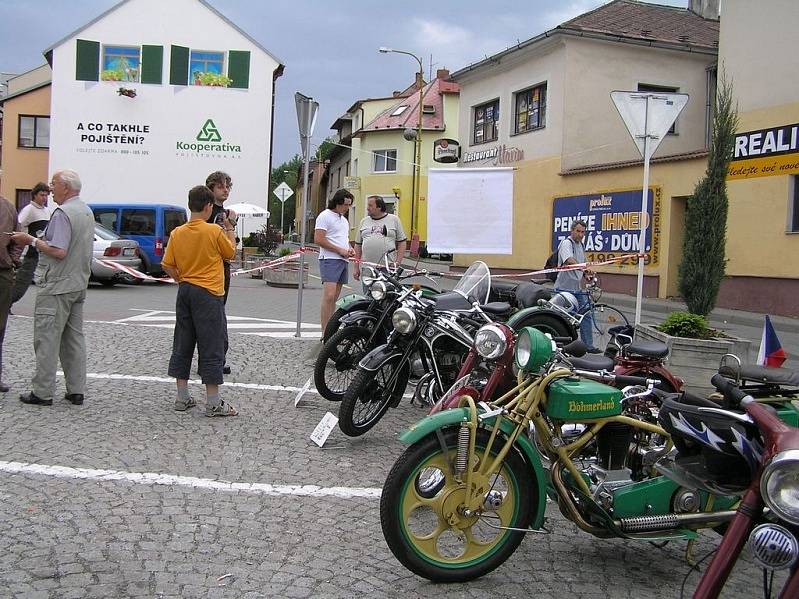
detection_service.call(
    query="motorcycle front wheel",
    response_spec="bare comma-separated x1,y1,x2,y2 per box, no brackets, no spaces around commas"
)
338,356,410,437
380,428,533,582
314,325,372,402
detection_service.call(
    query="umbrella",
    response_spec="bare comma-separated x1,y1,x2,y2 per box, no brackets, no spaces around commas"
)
225,203,269,262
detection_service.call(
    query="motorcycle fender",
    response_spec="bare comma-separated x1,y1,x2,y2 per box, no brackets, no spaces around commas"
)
335,293,368,310
400,408,548,529
507,306,576,335
339,310,377,326
358,344,404,372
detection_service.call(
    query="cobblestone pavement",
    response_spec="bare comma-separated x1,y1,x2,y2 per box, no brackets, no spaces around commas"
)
0,315,771,598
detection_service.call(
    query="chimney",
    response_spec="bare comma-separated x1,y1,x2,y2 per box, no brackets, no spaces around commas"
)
688,0,720,20
436,68,450,80
393,91,402,97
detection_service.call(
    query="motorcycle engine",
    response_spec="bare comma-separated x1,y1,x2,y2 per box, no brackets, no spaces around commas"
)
438,352,464,388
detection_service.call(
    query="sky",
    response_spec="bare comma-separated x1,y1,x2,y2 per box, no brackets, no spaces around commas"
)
0,0,688,166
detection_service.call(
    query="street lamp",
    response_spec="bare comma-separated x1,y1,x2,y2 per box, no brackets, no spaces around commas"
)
379,46,424,256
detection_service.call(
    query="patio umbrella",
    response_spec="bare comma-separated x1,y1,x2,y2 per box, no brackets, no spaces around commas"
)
225,202,268,262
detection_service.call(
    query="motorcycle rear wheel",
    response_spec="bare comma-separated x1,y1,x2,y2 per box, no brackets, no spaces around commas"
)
314,325,372,402
338,356,409,437
380,428,533,582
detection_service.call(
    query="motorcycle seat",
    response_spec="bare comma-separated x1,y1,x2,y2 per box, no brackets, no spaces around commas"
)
433,291,473,311
569,355,615,372
481,301,513,315
514,282,553,309
625,340,669,359
718,364,799,388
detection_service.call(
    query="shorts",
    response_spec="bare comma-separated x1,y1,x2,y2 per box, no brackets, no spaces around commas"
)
319,258,348,284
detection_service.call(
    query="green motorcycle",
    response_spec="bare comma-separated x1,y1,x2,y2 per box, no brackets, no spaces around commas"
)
380,327,747,582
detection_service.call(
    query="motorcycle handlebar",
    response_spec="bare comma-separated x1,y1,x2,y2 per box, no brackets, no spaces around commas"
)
614,374,658,388
710,374,748,408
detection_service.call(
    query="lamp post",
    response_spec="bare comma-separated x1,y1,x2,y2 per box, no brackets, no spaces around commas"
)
379,46,424,256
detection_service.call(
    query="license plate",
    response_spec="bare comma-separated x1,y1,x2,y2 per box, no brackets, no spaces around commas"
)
122,248,136,256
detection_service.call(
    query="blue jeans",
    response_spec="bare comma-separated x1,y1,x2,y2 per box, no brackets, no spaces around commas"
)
555,288,594,348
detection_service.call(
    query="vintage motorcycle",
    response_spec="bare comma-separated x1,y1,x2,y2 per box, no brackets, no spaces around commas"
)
658,371,799,598
380,326,740,582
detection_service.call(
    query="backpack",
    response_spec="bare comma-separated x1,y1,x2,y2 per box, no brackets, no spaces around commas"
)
543,238,574,282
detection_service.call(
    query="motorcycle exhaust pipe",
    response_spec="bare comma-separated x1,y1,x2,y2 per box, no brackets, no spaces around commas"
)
617,510,737,533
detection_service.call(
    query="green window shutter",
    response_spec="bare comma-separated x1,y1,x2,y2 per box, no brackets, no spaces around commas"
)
169,45,189,85
227,50,250,89
141,45,163,84
75,39,100,81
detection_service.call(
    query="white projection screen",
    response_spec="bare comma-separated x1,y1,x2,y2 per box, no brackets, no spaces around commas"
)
426,167,513,254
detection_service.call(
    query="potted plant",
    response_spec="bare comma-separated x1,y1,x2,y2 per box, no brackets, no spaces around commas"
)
636,73,744,391
192,72,232,87
264,245,308,288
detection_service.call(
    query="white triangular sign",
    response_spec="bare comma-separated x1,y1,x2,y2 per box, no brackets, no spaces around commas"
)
295,92,319,141
611,91,689,160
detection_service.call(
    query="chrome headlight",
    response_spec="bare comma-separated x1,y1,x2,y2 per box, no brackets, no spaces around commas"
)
370,281,387,300
761,450,799,525
362,274,376,288
474,325,507,360
392,307,417,334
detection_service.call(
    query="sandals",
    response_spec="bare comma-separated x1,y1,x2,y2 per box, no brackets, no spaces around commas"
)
174,396,197,411
205,400,238,417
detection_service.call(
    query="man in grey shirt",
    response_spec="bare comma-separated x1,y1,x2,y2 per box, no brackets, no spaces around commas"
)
353,195,407,292
11,170,94,406
554,219,596,350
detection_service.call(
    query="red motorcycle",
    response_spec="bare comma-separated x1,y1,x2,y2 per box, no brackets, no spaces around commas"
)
605,324,684,392
658,374,799,598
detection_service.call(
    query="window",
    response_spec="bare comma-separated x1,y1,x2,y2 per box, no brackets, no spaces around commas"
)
638,83,679,134
102,45,140,82
164,210,187,240
18,115,50,148
93,208,119,232
190,50,225,84
473,99,499,145
373,149,397,173
514,83,546,134
120,209,156,236
15,189,32,211
391,105,408,116
790,176,799,233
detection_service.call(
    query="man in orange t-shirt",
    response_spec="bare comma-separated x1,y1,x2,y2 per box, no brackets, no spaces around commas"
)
162,185,237,417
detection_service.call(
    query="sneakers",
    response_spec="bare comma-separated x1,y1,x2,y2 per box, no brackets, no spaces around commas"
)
174,396,197,411
205,400,238,417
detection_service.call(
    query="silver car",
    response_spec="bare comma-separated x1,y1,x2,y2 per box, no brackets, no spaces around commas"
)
91,223,143,286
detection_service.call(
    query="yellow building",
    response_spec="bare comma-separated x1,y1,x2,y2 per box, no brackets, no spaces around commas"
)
718,0,799,315
340,69,460,251
0,65,52,208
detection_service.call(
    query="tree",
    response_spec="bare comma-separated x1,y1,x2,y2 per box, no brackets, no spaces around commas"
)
677,71,739,316
315,136,336,162
269,154,302,234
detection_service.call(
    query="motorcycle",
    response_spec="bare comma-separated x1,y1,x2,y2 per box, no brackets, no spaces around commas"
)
658,371,799,598
314,265,442,402
380,326,740,582
605,324,685,393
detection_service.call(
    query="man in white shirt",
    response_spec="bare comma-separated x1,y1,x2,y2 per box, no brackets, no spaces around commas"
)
12,182,51,304
313,189,355,333
354,195,406,293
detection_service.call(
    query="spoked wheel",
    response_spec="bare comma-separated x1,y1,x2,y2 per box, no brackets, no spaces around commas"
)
590,304,629,351
314,325,372,402
323,307,349,342
380,429,533,582
338,355,409,437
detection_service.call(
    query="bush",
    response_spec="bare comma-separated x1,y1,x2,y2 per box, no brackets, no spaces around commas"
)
250,225,281,256
657,311,711,339
278,246,293,257
242,233,258,248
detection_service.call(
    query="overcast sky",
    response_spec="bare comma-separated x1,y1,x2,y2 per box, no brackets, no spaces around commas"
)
0,0,687,165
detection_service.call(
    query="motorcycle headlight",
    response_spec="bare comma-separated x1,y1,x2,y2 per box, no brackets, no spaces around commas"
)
362,274,376,288
474,324,507,360
392,307,417,334
761,450,799,525
370,281,387,300
514,326,555,371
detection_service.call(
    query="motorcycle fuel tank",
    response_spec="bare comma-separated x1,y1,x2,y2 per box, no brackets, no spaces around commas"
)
546,378,622,420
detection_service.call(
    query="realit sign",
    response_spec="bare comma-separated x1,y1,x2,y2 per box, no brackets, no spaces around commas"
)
728,122,799,180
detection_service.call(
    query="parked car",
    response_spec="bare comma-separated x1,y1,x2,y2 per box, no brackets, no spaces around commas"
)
88,203,187,274
91,223,142,287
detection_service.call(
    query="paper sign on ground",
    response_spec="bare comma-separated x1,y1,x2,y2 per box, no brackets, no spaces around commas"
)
310,412,339,447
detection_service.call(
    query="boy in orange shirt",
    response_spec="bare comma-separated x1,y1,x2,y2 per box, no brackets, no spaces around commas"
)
162,185,237,416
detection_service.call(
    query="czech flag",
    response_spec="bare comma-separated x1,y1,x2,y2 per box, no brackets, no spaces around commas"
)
757,315,787,368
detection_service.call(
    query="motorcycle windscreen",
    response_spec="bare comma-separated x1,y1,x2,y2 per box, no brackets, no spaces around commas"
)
454,261,491,304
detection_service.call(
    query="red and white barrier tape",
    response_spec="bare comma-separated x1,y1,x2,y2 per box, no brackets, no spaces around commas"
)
94,259,175,283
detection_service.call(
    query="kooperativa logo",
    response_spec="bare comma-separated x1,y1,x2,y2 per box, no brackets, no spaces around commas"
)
176,119,241,155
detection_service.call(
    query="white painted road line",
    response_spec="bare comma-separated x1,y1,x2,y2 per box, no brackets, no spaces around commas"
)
68,372,316,394
0,460,382,499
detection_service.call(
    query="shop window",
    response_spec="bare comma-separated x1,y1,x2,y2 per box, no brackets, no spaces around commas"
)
18,115,50,148
638,83,679,134
15,189,32,211
473,99,499,145
514,83,547,135
790,176,799,233
373,149,397,173
102,45,141,82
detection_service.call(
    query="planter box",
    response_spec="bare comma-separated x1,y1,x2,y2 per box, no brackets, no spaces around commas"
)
263,262,309,288
635,324,752,393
